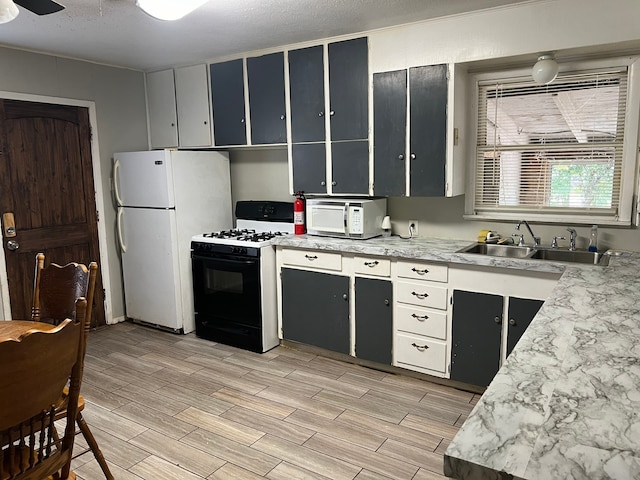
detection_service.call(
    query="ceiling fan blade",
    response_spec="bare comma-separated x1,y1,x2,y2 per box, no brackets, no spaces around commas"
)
14,0,65,15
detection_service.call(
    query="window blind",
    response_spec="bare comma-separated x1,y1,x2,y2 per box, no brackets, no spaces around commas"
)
474,69,628,218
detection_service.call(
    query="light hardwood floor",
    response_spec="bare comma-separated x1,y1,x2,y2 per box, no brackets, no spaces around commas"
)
72,322,478,480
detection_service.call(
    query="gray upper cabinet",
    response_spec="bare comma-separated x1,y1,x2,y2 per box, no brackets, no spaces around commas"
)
247,52,287,144
373,63,467,197
328,37,369,141
210,59,247,146
410,65,447,196
373,69,407,196
288,45,326,143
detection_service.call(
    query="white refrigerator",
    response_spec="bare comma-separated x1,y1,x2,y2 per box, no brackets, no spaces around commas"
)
114,150,232,333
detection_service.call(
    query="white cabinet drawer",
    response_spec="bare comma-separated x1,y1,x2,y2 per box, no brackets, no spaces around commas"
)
395,332,447,373
397,260,448,283
396,280,448,310
395,305,447,340
354,256,391,277
280,248,342,271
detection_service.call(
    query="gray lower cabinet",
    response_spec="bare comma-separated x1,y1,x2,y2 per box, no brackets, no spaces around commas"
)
506,297,544,357
355,277,392,364
292,143,327,194
281,268,349,354
209,59,247,146
450,290,503,387
247,52,287,144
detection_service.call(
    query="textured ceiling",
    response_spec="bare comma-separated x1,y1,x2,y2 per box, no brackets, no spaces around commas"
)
0,0,534,71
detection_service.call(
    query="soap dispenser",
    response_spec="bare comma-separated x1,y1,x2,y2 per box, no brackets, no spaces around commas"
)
588,225,598,252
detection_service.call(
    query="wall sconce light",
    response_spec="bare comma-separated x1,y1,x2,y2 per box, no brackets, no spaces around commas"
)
0,0,19,24
137,0,209,21
532,54,559,85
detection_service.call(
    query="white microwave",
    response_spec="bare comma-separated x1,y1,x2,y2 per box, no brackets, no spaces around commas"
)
306,198,387,239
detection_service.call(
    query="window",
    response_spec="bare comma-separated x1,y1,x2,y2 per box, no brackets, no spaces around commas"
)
467,58,640,225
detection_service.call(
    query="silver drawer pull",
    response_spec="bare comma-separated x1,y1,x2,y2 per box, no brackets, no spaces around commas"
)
364,261,379,267
304,255,318,261
411,291,429,299
411,313,429,321
411,267,429,275
411,342,429,351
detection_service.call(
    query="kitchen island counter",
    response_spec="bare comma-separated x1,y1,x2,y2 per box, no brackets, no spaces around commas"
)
274,234,640,480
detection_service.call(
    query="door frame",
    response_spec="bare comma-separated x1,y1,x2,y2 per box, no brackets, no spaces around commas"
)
0,91,113,324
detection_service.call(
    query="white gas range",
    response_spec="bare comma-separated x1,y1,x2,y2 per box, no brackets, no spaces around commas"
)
190,201,293,353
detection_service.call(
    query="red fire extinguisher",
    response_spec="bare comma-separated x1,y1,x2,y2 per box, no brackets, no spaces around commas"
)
294,191,306,235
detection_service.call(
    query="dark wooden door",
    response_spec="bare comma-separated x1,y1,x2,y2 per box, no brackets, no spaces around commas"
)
409,64,448,196
355,277,392,364
328,37,368,141
450,290,503,387
281,268,350,354
506,297,544,357
292,143,327,194
210,59,247,146
289,45,326,143
0,100,105,327
331,140,369,194
373,69,407,196
247,52,287,144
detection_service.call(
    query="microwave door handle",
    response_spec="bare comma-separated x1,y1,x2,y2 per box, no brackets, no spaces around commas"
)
343,206,348,232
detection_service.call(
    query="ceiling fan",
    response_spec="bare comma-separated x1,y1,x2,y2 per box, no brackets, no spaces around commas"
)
0,0,64,23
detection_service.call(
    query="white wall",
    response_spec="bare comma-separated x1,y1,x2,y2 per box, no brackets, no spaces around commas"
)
0,47,148,321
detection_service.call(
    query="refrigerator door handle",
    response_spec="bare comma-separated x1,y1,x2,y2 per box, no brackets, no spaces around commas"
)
117,207,127,252
113,158,124,207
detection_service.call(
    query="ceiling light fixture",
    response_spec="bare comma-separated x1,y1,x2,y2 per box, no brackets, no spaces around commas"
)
136,0,209,21
0,0,18,24
532,54,559,85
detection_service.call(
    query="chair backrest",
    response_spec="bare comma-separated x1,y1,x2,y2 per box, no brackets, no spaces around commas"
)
0,298,87,480
32,252,98,328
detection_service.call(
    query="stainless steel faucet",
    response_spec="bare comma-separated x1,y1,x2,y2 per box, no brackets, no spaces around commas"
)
516,220,541,247
566,228,577,251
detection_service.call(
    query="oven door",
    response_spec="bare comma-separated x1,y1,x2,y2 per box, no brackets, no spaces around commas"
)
192,252,261,328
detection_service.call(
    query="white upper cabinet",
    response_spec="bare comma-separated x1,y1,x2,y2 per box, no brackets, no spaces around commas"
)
147,69,178,149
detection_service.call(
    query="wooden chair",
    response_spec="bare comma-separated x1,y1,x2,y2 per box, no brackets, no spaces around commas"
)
0,299,87,480
31,253,113,480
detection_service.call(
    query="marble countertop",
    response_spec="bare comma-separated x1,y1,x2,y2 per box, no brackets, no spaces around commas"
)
274,234,640,480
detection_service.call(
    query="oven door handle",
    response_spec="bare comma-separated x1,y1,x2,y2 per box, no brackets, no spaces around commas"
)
192,254,257,266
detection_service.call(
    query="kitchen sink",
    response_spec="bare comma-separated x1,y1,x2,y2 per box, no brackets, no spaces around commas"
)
457,242,610,266
457,243,536,258
529,248,610,266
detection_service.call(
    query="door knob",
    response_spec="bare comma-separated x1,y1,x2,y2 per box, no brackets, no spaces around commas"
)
7,239,19,251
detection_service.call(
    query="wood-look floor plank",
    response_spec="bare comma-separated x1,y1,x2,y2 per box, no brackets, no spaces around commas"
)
412,468,449,479
354,470,394,479
223,351,297,377
303,432,419,479
154,383,234,416
222,406,315,445
286,369,369,398
361,391,461,424
74,424,149,470
176,406,265,445
258,386,345,419
285,409,386,451
193,368,267,395
114,382,190,416
112,402,196,440
149,367,225,396
97,364,170,391
80,403,148,441
138,351,204,374
208,463,266,479
129,428,225,477
128,454,203,480
266,461,333,480
181,428,280,476
81,382,131,411
212,387,296,419
399,413,460,441
106,351,165,375
244,369,323,397
252,434,361,480
75,458,144,480
337,372,427,403
376,438,445,474
312,390,407,424
82,368,129,393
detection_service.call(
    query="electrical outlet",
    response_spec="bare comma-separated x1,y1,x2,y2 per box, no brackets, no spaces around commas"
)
409,220,419,236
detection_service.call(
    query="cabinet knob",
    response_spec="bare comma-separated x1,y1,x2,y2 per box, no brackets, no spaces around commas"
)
410,153,416,160
398,154,404,160
241,118,245,123
384,299,390,306
509,318,516,326
280,114,286,120
329,110,335,116
331,181,337,186
204,120,207,125
318,112,324,117
342,293,348,300
494,316,502,324
320,181,326,186
170,122,175,127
